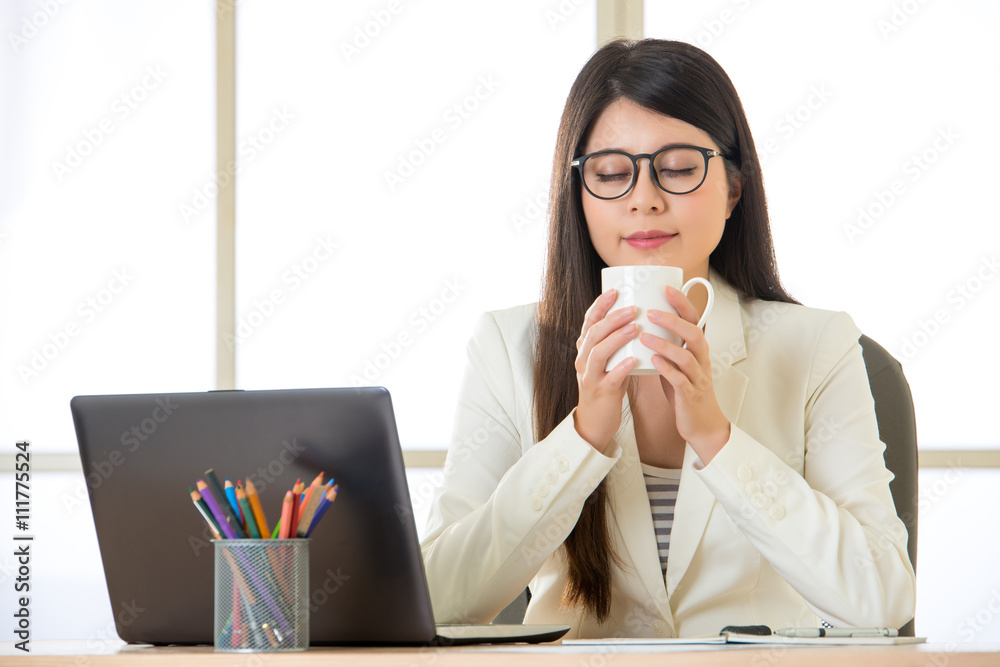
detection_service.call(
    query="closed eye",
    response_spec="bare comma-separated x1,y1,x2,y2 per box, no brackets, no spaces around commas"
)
596,172,631,182
660,168,697,178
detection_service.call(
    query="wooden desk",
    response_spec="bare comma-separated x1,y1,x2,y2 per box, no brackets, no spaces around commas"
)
3,641,999,666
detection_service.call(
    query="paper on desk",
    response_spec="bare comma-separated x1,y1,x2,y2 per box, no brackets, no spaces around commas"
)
563,636,727,645
564,633,927,646
722,632,927,646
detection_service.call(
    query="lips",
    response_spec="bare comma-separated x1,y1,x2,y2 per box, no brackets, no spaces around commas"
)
624,229,675,249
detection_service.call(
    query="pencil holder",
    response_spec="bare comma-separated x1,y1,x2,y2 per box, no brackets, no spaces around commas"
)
213,539,310,652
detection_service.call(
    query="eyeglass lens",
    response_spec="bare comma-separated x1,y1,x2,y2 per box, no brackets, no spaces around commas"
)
582,148,708,198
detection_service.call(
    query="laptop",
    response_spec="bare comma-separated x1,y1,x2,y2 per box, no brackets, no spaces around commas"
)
70,386,568,646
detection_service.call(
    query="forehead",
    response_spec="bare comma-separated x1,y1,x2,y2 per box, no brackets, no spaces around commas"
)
584,99,718,153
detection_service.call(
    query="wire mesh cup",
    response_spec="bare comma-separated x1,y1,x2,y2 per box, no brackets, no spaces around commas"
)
214,539,310,652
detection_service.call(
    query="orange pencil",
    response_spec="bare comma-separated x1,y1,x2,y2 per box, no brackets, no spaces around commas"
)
243,479,270,538
278,491,294,539
300,472,323,507
295,473,324,535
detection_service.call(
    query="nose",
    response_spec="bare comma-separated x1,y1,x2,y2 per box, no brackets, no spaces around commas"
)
628,157,667,214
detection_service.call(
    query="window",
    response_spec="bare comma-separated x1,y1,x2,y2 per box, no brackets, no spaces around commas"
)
233,1,596,449
646,0,1000,450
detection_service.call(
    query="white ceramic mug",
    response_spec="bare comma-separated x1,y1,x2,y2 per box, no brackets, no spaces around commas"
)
601,266,715,375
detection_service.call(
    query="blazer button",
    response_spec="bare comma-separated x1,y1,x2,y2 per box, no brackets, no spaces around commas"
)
737,464,755,482
745,480,762,495
545,470,558,485
763,480,778,496
751,493,769,509
531,498,543,511
768,504,786,520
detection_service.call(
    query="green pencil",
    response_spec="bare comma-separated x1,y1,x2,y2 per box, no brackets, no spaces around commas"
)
236,487,260,538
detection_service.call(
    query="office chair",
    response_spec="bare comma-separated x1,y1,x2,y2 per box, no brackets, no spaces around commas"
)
859,334,918,637
493,335,919,636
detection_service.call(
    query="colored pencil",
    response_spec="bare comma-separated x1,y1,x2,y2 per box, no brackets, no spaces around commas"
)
224,479,242,523
304,484,339,537
189,488,222,540
236,487,260,538
205,469,247,538
297,473,322,516
287,479,305,536
244,479,270,538
278,491,294,539
296,477,326,536
231,580,243,647
196,480,237,539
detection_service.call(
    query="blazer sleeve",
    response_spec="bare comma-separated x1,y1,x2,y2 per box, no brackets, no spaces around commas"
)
694,311,916,628
420,311,621,624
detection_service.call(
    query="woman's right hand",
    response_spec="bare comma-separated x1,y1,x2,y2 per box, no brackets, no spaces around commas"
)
573,288,638,453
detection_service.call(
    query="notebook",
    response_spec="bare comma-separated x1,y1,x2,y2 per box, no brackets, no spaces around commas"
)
71,386,568,646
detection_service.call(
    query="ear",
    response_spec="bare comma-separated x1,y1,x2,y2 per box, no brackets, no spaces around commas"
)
725,173,742,219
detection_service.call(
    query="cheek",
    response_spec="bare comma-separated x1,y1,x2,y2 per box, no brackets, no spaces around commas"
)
693,180,733,222
582,198,612,239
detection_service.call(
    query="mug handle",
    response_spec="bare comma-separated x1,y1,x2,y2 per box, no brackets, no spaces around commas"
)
681,278,715,330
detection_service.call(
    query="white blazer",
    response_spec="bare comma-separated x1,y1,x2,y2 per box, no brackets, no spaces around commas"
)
420,274,915,639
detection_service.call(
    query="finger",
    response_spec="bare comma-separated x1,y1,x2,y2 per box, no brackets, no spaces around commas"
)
646,309,709,358
640,332,698,378
649,335,702,380
579,304,636,358
584,322,638,376
664,286,702,325
603,355,636,388
581,288,619,336
650,352,689,388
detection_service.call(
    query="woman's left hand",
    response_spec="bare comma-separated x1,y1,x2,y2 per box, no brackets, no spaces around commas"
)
641,286,731,463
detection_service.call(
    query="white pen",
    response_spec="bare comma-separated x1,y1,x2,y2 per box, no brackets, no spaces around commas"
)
775,627,898,638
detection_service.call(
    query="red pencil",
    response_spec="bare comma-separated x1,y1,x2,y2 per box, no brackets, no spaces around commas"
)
278,491,294,539
231,581,243,647
287,479,305,536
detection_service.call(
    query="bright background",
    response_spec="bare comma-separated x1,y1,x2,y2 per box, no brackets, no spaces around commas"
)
1,0,998,646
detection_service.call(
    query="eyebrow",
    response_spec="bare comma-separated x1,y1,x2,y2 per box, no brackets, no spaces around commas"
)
588,142,694,154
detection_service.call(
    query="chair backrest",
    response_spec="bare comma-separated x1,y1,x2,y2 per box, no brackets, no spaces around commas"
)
859,334,918,636
493,335,920,635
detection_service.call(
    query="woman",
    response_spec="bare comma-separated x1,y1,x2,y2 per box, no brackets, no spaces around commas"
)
420,39,915,638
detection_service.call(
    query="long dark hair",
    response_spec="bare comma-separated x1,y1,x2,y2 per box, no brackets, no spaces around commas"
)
532,39,798,623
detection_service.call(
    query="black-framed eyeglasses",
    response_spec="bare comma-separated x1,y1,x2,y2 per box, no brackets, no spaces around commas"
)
570,145,722,200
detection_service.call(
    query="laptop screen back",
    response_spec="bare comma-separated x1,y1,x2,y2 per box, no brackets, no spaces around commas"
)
71,386,436,645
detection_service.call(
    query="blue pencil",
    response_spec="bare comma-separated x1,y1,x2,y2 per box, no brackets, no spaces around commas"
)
304,484,339,537
224,479,242,523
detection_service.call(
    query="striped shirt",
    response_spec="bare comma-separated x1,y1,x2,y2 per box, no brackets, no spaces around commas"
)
642,463,681,575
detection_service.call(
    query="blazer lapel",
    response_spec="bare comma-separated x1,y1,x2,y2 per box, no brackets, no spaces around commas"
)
605,276,751,627
606,411,675,632
665,275,749,596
